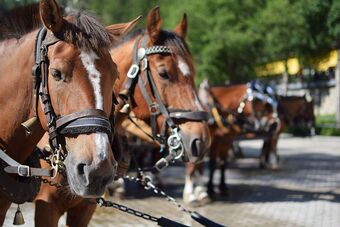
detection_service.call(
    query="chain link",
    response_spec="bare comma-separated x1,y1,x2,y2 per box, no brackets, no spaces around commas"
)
41,178,63,189
123,174,193,215
96,197,158,222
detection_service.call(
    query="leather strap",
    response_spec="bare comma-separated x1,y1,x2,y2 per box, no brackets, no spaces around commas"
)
0,148,52,177
169,110,210,121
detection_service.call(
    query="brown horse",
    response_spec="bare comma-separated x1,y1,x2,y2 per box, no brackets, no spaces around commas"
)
249,94,316,172
182,80,280,203
277,94,315,135
0,0,139,224
233,94,316,169
34,6,211,227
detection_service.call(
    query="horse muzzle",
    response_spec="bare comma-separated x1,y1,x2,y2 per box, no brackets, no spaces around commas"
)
178,122,211,163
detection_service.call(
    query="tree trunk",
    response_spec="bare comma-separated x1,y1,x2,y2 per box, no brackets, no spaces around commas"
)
336,49,340,126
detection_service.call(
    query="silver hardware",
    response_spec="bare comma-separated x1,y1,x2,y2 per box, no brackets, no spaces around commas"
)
17,165,30,177
127,64,139,79
137,48,146,61
167,127,184,159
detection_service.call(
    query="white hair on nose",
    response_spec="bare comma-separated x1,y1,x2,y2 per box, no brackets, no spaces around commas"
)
80,50,109,158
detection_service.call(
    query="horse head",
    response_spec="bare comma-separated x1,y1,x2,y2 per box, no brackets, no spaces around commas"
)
37,0,138,196
112,7,211,163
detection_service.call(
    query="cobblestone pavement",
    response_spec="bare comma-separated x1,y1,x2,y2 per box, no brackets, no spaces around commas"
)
3,135,340,226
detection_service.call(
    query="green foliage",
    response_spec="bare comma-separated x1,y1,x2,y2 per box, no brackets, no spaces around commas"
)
315,115,340,136
2,0,340,85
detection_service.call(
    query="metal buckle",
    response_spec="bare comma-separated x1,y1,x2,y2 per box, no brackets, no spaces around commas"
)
127,64,139,79
141,58,148,71
50,144,62,179
167,127,184,159
17,165,30,177
149,103,160,115
154,158,169,172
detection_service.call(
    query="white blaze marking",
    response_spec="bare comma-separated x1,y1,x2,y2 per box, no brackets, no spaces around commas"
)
178,57,190,77
96,133,109,160
80,50,103,110
80,50,108,158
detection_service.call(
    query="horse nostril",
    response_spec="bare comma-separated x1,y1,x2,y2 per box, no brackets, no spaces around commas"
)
77,163,86,175
191,139,203,157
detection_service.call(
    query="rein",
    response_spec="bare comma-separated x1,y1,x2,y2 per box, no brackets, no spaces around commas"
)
118,35,209,170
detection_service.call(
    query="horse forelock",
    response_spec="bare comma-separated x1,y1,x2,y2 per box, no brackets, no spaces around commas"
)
112,28,195,76
61,11,111,54
161,30,195,76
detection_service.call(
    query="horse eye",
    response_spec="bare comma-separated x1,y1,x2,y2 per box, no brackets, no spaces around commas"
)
51,68,63,81
158,69,169,80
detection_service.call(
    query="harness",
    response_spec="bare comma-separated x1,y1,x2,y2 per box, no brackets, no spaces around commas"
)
118,35,209,171
0,28,114,202
236,84,279,132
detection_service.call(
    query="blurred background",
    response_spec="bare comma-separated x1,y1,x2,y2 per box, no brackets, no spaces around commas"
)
1,0,340,133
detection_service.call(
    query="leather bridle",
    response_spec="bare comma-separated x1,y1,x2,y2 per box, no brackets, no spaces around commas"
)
2,28,114,179
119,35,209,170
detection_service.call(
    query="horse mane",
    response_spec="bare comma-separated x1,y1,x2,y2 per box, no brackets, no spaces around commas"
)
112,28,192,61
0,3,41,41
0,4,111,53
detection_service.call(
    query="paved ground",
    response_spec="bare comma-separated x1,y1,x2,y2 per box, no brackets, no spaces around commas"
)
3,134,340,227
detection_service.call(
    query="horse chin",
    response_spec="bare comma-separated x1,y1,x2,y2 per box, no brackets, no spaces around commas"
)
68,181,107,198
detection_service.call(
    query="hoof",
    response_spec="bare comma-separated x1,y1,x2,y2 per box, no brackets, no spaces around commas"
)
219,185,229,197
259,162,266,169
198,195,211,206
207,186,215,196
267,164,281,171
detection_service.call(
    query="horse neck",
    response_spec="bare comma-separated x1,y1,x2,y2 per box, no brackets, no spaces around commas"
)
278,98,302,123
111,35,154,121
211,85,248,112
0,31,44,162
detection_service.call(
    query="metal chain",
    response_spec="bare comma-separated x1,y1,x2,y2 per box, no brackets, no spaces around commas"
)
123,174,193,215
96,197,158,223
41,178,63,189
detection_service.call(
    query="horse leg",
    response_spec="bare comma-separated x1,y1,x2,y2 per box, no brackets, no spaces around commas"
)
66,200,96,227
207,154,216,196
260,140,270,168
0,198,11,225
193,162,210,206
266,136,280,170
183,163,196,205
219,145,229,196
35,200,63,227
219,160,229,196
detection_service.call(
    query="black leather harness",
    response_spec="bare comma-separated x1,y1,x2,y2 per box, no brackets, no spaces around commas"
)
1,28,114,181
119,35,209,171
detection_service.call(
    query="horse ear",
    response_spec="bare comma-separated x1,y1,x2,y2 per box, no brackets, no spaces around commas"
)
106,16,142,43
147,6,162,43
174,13,188,39
40,0,63,34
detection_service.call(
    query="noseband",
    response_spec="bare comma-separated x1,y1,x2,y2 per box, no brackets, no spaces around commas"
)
119,35,209,167
31,28,113,175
